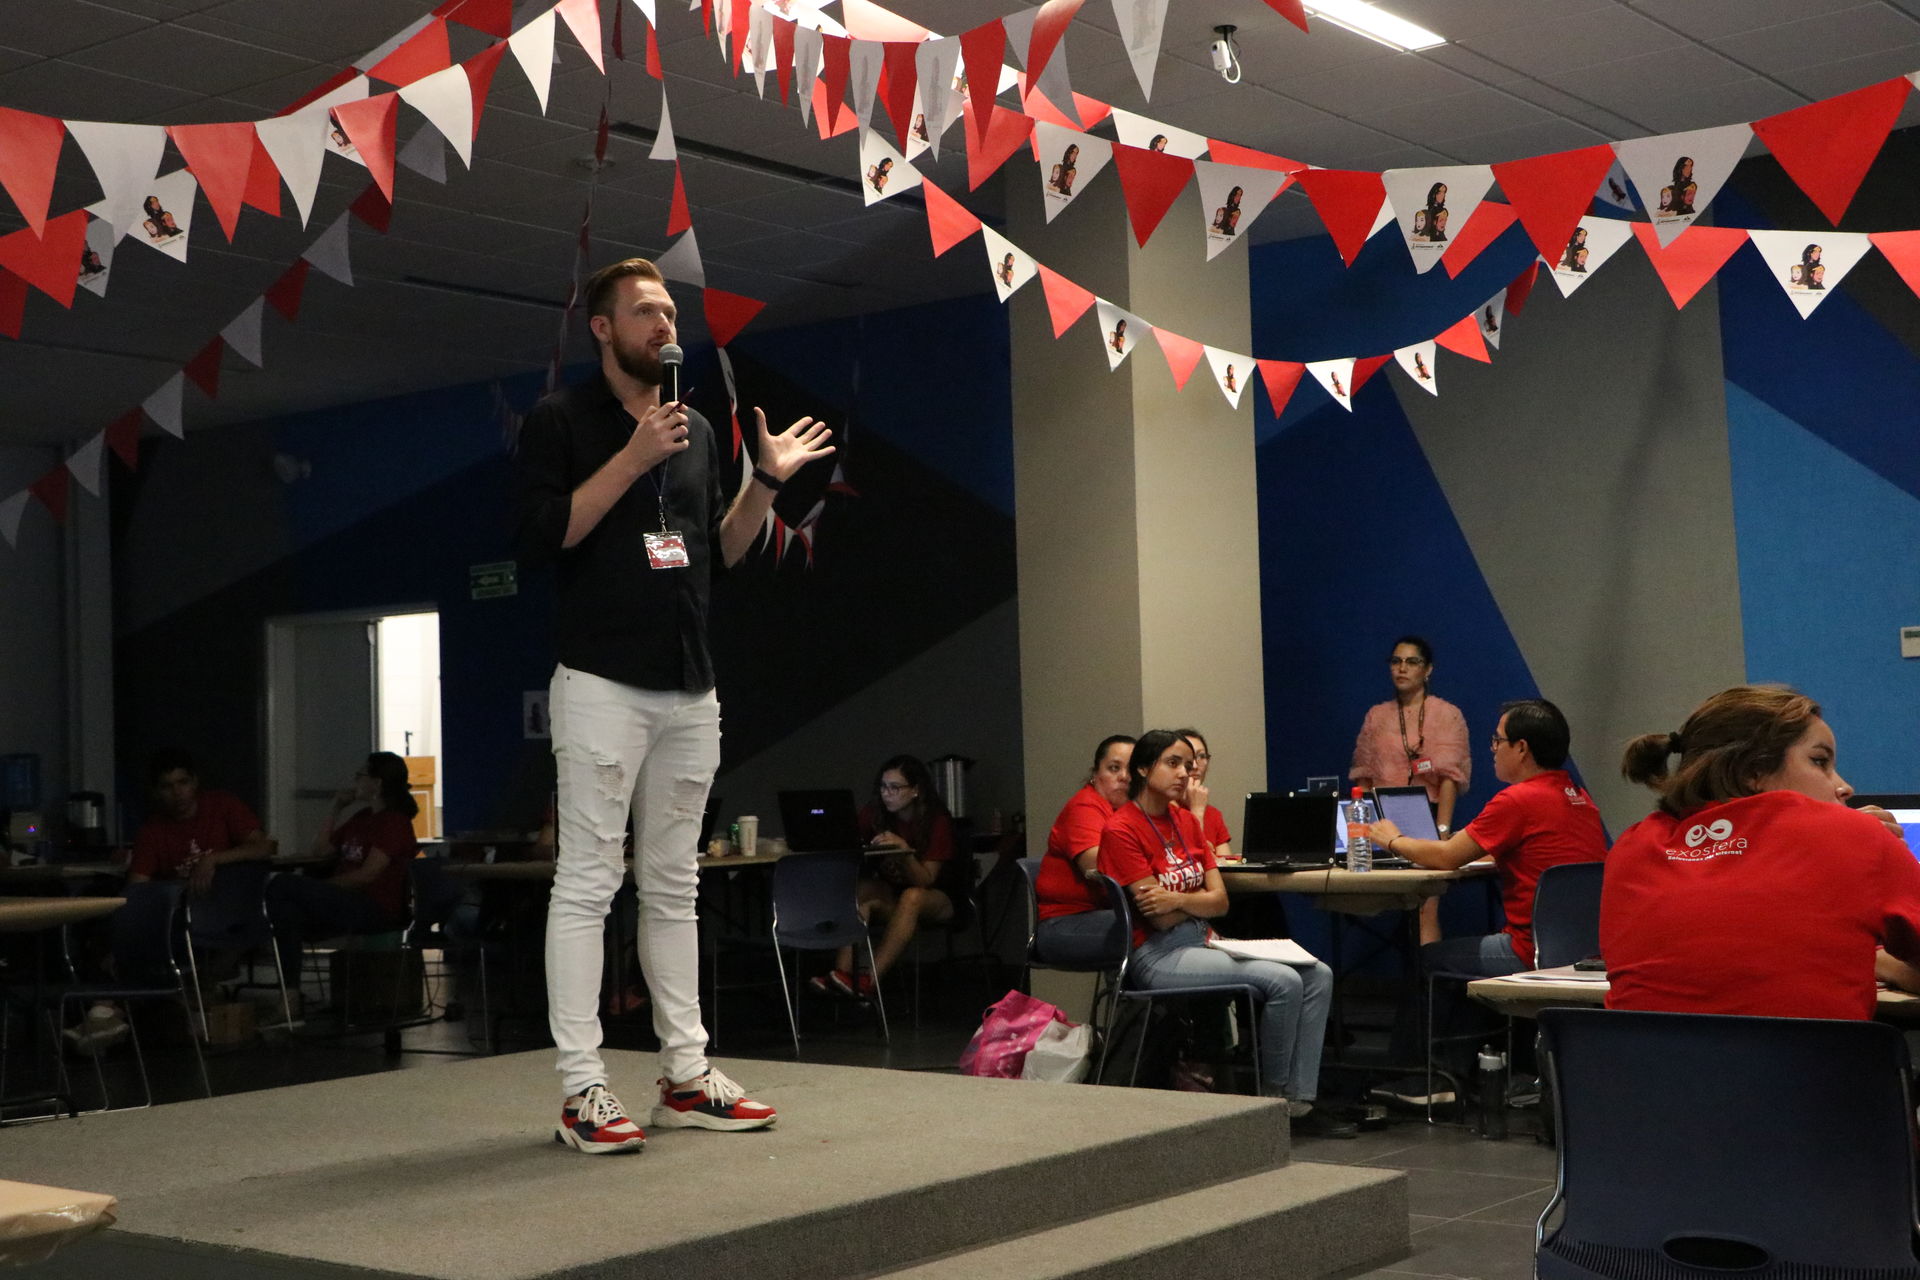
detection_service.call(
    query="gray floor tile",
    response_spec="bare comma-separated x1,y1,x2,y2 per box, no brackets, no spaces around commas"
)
1387,1167,1555,1220
1362,1128,1559,1182
1408,1214,1451,1234
1463,1184,1556,1227
1362,1217,1539,1280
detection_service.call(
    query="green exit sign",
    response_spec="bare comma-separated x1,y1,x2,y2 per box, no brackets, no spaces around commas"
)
470,561,518,600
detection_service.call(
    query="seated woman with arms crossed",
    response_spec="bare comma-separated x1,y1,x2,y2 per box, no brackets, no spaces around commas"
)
1098,730,1352,1137
1033,735,1133,965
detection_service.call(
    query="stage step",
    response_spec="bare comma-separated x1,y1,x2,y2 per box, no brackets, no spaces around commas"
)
872,1162,1407,1280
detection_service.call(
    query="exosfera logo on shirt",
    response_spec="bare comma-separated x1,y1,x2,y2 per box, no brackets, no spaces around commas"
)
1671,818,1746,860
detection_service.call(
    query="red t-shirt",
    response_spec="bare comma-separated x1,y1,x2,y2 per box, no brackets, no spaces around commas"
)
1602,791,1920,1020
857,803,955,863
331,808,417,924
1461,769,1608,966
1038,785,1118,920
1098,802,1217,949
1201,805,1231,852
130,790,261,880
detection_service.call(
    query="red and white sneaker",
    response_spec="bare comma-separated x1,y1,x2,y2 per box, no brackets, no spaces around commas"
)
651,1068,778,1131
555,1083,647,1153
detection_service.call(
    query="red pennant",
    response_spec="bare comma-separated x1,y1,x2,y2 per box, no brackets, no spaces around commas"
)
1870,230,1920,300
1293,169,1386,267
881,42,921,151
772,17,796,104
465,42,511,141
704,287,765,347
965,105,1034,192
646,21,663,79
701,0,712,37
1019,85,1110,137
1440,200,1516,278
0,210,87,308
1434,314,1490,363
1633,223,1747,309
820,35,851,131
29,467,69,524
1489,144,1614,263
266,258,311,322
440,0,512,38
1110,143,1195,247
1024,0,1084,91
1503,261,1541,315
105,409,143,470
1256,359,1306,416
349,182,393,233
1206,139,1305,174
1152,327,1205,390
922,181,981,257
1263,0,1311,34
1035,264,1094,337
333,93,400,203
594,106,610,166
184,337,225,398
1350,354,1391,393
556,0,606,74
1753,77,1911,226
0,269,26,339
960,21,1005,134
280,70,359,117
0,109,64,238
729,0,750,74
612,0,624,60
812,82,859,139
168,122,256,242
241,134,282,217
369,18,452,85
667,163,691,236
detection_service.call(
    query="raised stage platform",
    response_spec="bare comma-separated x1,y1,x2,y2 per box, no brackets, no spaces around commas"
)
7,1052,1407,1279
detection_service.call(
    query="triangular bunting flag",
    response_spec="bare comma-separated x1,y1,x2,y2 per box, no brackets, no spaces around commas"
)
369,17,453,84
1752,77,1911,226
1109,143,1193,247
1094,298,1144,369
1613,122,1752,246
254,107,328,227
1394,341,1439,395
265,258,310,321
703,287,764,346
1110,0,1170,101
0,268,24,337
1108,107,1207,159
0,490,29,548
881,42,921,151
859,126,921,206
143,372,185,437
443,0,514,36
0,209,88,307
1204,346,1250,409
1304,358,1355,411
1869,230,1920,300
556,0,607,73
651,87,677,161
509,10,559,113
1504,261,1541,314
1152,326,1205,389
1206,139,1304,174
960,21,1005,131
1351,354,1391,393
222,297,266,366
464,41,511,140
914,36,959,159
772,14,797,102
1440,199,1516,278
29,468,69,524
1489,144,1617,263
1434,313,1490,363
184,337,225,398
981,226,1036,302
1256,359,1306,416
350,181,393,232
667,162,691,235
1382,164,1494,273
65,121,167,238
1294,169,1387,267
1633,222,1747,309
1036,263,1096,338
242,134,281,216
400,63,476,167
922,180,981,256
1545,216,1634,297
1746,229,1872,318
303,212,354,285
1034,122,1113,222
965,105,1034,192
1024,0,1084,91
656,227,706,287
125,168,196,262
847,40,884,132
0,108,65,238
820,34,851,131
284,69,369,117
66,433,106,498
1478,292,1505,350
1195,161,1288,259
397,122,447,182
1263,0,1310,33
794,25,823,124
333,94,400,202
167,122,258,241
105,408,143,470
77,213,115,297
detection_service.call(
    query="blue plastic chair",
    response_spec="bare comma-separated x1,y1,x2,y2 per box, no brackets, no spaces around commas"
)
1536,1007,1920,1277
1016,857,1129,1081
1531,861,1606,970
770,850,889,1055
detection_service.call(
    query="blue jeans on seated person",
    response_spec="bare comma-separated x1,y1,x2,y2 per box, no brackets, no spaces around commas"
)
1399,931,1525,1077
265,875,398,979
1129,919,1334,1101
1034,910,1120,967
1421,931,1524,978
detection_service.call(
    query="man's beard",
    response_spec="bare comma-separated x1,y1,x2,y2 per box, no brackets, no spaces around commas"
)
611,338,664,387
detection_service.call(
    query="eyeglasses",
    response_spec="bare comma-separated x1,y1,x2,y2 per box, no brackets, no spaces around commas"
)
1489,736,1512,749
878,782,912,794
1389,657,1428,668
1191,752,1210,762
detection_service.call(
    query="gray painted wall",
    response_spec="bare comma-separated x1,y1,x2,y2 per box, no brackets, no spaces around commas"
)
0,445,69,831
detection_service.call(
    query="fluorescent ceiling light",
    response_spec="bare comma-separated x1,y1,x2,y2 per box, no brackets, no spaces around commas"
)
1305,1,1446,52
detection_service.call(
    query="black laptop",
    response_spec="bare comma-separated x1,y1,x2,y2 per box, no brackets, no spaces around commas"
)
776,789,865,853
1236,792,1340,870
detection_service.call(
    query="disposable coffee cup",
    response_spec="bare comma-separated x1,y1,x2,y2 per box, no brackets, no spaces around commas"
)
737,816,759,857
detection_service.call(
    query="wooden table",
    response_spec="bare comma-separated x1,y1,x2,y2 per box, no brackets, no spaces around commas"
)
0,897,123,932
0,862,124,887
0,1179,116,1266
1468,969,1920,1024
440,848,794,881
1221,861,1496,917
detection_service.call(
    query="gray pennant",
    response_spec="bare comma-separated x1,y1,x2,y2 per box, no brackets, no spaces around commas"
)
221,297,265,367
142,373,185,438
794,25,823,127
656,228,705,289
397,124,448,183
302,213,354,286
915,36,960,160
847,40,883,132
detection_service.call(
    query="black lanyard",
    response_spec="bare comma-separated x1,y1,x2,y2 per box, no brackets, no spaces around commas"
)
1397,697,1427,777
1135,802,1188,861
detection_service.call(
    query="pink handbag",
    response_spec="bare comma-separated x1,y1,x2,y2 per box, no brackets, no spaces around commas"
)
959,990,1074,1078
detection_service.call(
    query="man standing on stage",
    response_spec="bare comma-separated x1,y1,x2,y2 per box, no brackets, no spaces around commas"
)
516,257,833,1152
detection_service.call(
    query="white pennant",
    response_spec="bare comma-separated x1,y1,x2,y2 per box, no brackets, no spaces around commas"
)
1478,292,1505,350
66,433,106,497
858,130,920,206
399,63,475,168
303,212,354,285
794,25,824,126
651,87,677,161
0,491,27,548
1110,0,1170,101
1393,341,1439,395
1305,358,1355,412
1544,216,1635,297
143,373,185,438
1194,161,1288,260
1746,230,1873,318
65,121,168,240
255,106,330,227
1033,122,1113,222
126,168,196,262
1613,122,1753,247
1203,346,1250,410
1108,106,1208,160
78,214,116,298
630,0,657,25
1093,298,1144,370
915,37,960,160
1382,164,1494,274
981,226,1036,302
657,227,706,288
510,10,559,114
397,124,448,182
847,40,883,132
222,298,266,367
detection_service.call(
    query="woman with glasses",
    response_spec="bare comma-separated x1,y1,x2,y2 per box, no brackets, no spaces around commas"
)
1175,727,1234,862
811,755,957,1000
1350,635,1470,845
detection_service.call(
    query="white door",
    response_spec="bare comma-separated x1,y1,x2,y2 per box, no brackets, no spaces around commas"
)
265,617,377,848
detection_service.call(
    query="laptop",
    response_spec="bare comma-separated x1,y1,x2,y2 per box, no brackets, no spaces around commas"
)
776,789,864,854
1366,785,1435,869
1852,795,1920,858
1237,792,1339,870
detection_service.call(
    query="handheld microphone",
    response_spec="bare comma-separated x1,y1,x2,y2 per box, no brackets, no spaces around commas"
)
658,343,684,405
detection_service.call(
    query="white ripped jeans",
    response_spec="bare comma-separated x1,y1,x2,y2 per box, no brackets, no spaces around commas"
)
547,664,719,1097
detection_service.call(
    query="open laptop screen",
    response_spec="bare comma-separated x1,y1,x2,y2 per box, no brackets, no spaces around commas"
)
1372,786,1440,841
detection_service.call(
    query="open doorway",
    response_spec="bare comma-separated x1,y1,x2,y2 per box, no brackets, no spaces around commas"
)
264,608,444,850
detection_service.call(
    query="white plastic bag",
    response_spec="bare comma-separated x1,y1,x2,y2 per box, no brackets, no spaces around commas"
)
1020,1019,1093,1084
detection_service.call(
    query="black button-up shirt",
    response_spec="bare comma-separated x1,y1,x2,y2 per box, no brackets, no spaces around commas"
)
514,374,728,693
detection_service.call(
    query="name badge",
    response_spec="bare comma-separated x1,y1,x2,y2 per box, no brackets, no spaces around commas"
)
644,530,690,570
1411,756,1435,776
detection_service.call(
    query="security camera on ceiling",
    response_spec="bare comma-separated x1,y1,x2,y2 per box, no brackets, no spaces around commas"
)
1210,25,1242,85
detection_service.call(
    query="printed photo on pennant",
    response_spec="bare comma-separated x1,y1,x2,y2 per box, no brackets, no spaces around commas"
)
1746,229,1872,318
78,214,116,297
1478,291,1505,350
1033,121,1112,223
859,130,921,206
1381,165,1493,273
1305,357,1355,412
129,169,197,262
981,226,1036,302
1108,107,1208,159
1546,216,1634,297
326,110,368,168
1596,159,1636,211
1094,298,1144,370
1204,346,1249,409
1613,123,1752,247
1393,341,1438,395
1194,161,1286,259
904,87,932,161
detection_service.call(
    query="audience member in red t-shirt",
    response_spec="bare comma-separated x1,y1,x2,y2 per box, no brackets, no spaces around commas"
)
128,749,273,895
1176,728,1235,861
1098,730,1351,1138
1033,735,1133,966
1602,684,1920,1019
809,755,958,1001
266,751,418,978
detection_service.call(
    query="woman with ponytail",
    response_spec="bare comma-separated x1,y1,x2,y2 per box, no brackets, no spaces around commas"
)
1601,685,1920,1018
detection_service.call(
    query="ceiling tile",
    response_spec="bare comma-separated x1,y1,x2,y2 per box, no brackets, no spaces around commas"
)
1458,6,1688,80
0,0,155,58
1449,117,1616,164
1778,45,1920,100
0,56,201,120
1545,45,1753,132
1712,6,1920,76
1280,51,1479,115
1631,0,1884,42
1353,86,1552,151
1392,0,1616,44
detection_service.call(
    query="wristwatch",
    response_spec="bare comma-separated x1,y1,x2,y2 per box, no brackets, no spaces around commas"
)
1437,824,1451,838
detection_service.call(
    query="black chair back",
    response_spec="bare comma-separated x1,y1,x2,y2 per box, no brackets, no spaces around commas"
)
1015,857,1129,970
113,881,189,989
1531,861,1604,970
1538,1007,1920,1274
185,860,275,947
771,850,869,950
